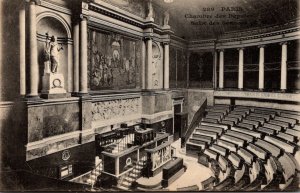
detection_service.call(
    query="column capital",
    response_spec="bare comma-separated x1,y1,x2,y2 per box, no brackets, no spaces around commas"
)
217,49,224,52
258,44,266,48
144,36,153,41
163,41,170,46
80,14,90,21
279,41,288,46
237,47,245,51
26,0,41,5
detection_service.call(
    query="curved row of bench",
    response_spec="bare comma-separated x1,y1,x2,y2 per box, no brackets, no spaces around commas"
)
187,105,300,191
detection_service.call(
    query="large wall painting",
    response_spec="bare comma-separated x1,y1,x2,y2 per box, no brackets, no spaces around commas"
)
88,29,141,90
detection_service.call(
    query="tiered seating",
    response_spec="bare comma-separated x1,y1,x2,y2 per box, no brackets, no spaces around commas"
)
187,105,300,191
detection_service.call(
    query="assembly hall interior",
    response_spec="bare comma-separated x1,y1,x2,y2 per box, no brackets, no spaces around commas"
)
0,0,300,191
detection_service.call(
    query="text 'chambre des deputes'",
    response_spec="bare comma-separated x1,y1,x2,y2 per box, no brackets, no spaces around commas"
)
185,7,253,26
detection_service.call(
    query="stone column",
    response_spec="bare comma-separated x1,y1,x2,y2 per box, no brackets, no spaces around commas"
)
141,40,146,89
27,0,40,97
213,49,217,89
163,42,169,89
238,47,244,90
19,2,26,96
79,16,88,94
146,37,153,89
187,51,190,88
73,21,80,93
115,157,119,176
258,45,265,90
280,42,288,91
218,49,224,89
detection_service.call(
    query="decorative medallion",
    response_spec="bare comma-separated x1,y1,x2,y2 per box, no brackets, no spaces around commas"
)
62,150,71,161
53,78,62,88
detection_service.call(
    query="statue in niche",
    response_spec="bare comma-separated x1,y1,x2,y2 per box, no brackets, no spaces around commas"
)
146,0,154,19
197,57,204,79
163,11,170,26
44,33,63,73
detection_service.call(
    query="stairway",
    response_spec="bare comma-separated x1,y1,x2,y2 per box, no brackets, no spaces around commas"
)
85,158,103,186
117,156,147,190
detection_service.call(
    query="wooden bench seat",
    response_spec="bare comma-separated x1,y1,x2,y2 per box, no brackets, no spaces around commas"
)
186,142,206,154
206,115,222,122
247,143,269,160
224,117,239,124
196,125,223,136
229,152,242,169
206,108,228,115
189,138,208,147
279,110,300,116
206,112,225,119
268,120,290,130
220,120,234,127
220,134,245,147
254,109,276,118
285,128,300,139
226,130,254,143
280,112,300,122
210,144,228,157
264,136,296,154
257,127,276,135
264,123,283,132
292,125,300,131
203,148,219,161
200,122,228,130
275,116,297,127
238,148,255,165
242,119,260,128
254,139,283,158
230,164,250,191
247,116,265,125
230,111,248,118
191,133,213,144
276,132,297,143
237,122,255,130
216,139,238,152
194,129,218,140
278,153,296,182
250,113,271,121
263,156,284,191
202,118,219,124
227,114,243,121
231,126,262,138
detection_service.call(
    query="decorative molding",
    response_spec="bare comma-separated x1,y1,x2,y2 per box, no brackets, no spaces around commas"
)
40,0,72,15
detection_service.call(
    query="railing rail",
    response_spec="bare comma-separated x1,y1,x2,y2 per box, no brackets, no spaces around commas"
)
181,98,207,148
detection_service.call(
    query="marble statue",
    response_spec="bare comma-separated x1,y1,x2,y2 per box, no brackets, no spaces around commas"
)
44,34,63,73
163,11,170,26
147,0,153,19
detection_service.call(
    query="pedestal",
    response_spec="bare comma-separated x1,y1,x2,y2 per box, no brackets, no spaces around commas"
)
41,73,67,99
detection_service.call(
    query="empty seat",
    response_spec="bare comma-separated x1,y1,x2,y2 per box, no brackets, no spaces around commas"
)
285,128,300,139
206,108,228,115
242,119,260,128
231,127,262,138
210,144,228,157
278,153,296,182
206,112,225,119
247,143,268,160
247,116,265,125
191,133,213,144
275,116,297,127
203,148,218,160
224,117,239,124
237,122,255,130
220,120,234,127
196,125,223,136
226,130,254,143
250,113,271,121
220,134,245,147
254,139,282,158
228,152,242,169
202,118,219,124
194,129,218,140
254,109,276,118
257,127,276,135
280,112,300,122
186,142,206,154
238,148,255,165
264,136,296,154
201,122,228,130
216,139,237,152
189,138,207,146
206,115,222,122
227,114,243,121
268,120,290,130
276,132,297,143
230,111,248,118
264,123,283,132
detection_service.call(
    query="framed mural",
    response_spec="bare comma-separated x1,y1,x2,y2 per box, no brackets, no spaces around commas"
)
88,29,141,90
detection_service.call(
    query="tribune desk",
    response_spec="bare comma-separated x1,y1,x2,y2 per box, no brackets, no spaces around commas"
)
100,132,169,187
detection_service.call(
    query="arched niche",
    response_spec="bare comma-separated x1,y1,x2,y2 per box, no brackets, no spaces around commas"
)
36,13,72,93
152,41,163,89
